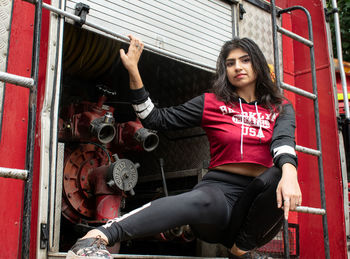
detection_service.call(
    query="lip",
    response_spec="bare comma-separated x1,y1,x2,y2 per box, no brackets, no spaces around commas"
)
235,73,247,79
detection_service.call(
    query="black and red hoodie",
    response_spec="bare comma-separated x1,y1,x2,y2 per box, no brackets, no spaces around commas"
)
130,87,297,170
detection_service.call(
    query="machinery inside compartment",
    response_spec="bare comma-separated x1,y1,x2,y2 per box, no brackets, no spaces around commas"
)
58,23,213,256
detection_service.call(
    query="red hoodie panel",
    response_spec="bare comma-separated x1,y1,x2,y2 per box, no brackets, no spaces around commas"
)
201,93,279,169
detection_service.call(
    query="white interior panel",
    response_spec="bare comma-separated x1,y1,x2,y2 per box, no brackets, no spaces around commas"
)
65,0,234,68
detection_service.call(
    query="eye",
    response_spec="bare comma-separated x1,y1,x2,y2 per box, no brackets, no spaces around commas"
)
241,57,251,63
225,61,234,67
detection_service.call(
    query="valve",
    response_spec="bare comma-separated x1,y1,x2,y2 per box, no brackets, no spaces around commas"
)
90,111,116,144
106,154,140,196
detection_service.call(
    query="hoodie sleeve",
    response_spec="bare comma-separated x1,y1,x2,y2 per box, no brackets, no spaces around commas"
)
129,86,204,130
270,102,298,169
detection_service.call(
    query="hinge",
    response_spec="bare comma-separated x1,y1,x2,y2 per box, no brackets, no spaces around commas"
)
324,7,339,23
239,4,246,20
74,2,90,27
40,223,48,249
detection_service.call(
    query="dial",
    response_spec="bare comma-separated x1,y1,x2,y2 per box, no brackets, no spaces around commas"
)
112,159,138,191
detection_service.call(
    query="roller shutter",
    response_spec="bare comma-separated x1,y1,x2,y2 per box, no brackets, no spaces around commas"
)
65,0,234,69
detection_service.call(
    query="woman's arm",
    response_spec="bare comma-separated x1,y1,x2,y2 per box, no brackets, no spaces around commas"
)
120,35,204,130
271,103,302,219
119,35,144,90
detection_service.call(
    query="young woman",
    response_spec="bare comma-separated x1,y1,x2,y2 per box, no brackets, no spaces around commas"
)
67,35,302,259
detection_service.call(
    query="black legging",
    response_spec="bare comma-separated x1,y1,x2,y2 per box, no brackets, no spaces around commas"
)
97,166,283,251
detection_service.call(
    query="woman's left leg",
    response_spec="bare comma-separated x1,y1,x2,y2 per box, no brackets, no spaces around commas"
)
226,166,284,252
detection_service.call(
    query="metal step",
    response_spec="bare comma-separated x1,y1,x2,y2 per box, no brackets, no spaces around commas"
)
48,252,227,259
295,145,321,156
276,26,313,47
281,82,316,100
0,167,28,180
0,71,34,88
294,206,326,215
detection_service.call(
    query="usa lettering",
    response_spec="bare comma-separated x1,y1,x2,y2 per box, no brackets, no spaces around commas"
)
242,126,265,138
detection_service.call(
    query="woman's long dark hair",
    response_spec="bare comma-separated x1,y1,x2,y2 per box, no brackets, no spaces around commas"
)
212,37,284,112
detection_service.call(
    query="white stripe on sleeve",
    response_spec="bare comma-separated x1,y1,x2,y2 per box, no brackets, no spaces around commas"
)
273,145,296,158
136,102,154,119
132,98,153,112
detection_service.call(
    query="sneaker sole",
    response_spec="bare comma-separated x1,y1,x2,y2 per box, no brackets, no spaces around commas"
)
66,250,112,259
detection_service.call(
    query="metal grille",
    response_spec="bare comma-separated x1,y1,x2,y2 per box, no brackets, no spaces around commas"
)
257,224,300,258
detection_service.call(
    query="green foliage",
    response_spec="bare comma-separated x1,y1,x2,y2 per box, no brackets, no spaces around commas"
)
326,0,350,61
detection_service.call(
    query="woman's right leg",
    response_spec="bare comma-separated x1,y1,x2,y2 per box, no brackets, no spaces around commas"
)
97,185,230,245
67,183,231,258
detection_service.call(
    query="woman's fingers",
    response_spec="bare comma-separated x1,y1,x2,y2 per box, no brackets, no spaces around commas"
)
282,193,302,220
127,34,144,52
120,35,144,71
276,185,282,208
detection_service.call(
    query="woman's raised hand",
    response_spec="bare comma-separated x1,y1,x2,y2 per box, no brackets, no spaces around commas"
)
120,35,144,89
120,35,144,73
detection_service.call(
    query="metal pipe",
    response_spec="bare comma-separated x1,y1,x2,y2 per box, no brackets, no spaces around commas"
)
0,167,28,180
41,3,216,73
270,0,281,90
293,206,326,215
0,71,34,88
159,158,168,197
271,2,330,258
330,0,350,119
295,145,321,156
281,82,317,100
271,3,289,256
277,26,313,47
21,0,42,258
283,219,290,259
305,7,331,259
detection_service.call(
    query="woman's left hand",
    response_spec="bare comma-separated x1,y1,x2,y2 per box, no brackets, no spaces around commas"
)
276,163,302,220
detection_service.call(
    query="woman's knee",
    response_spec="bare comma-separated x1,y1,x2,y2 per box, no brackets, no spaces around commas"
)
254,166,281,190
187,188,218,211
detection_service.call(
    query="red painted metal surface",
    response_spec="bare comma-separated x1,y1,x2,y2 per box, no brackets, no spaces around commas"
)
0,0,347,258
279,0,347,258
30,2,50,258
0,0,50,258
0,1,34,258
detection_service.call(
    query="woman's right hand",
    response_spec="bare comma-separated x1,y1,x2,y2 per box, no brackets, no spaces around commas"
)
120,35,144,73
120,35,144,89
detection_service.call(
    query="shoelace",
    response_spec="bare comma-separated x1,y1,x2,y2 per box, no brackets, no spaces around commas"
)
92,235,108,248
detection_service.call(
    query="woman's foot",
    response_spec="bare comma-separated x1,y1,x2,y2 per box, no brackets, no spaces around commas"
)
66,235,112,259
230,243,249,256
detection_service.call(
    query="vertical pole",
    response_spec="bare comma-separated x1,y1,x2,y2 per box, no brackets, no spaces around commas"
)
283,219,291,259
21,0,42,258
305,9,331,259
270,1,290,257
330,0,349,119
270,0,281,89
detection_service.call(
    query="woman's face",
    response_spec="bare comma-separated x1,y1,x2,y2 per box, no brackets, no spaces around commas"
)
225,48,257,91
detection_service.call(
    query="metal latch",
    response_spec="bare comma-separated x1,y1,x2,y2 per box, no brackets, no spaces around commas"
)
74,2,90,27
324,7,339,23
40,223,48,249
239,4,246,20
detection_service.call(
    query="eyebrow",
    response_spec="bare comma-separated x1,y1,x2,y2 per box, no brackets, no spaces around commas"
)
226,54,250,61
